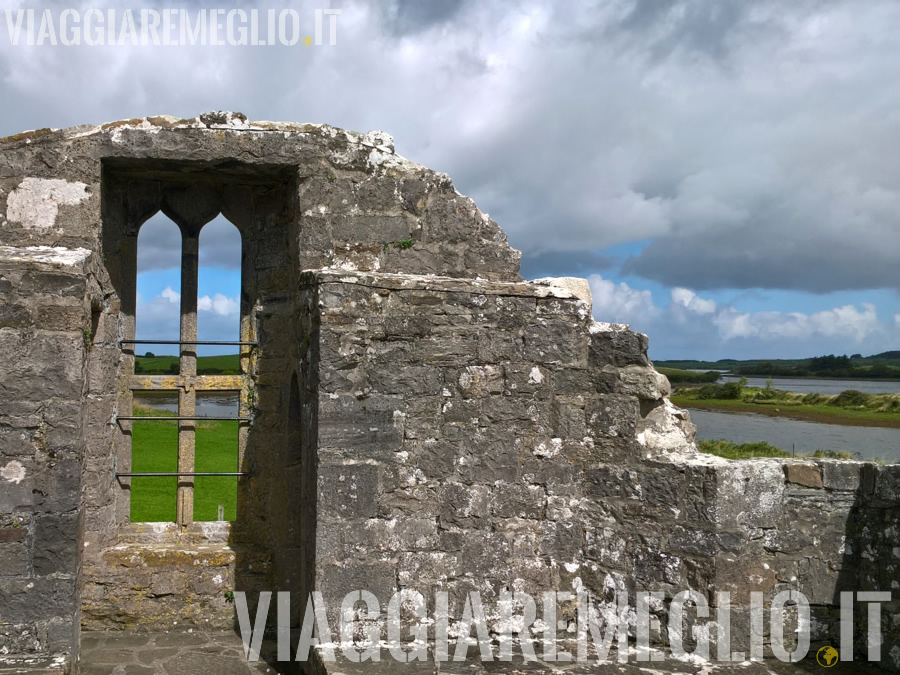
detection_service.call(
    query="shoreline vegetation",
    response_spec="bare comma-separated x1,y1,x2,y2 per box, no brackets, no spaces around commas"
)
669,376,900,429
698,439,853,461
656,350,900,380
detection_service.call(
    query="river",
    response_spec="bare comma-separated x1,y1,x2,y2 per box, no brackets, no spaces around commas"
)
690,409,900,463
717,375,900,395
685,376,900,461
134,392,239,417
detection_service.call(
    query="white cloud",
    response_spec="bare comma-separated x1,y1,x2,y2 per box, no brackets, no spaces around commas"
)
713,309,757,341
4,1,900,296
161,286,180,304
671,288,716,314
198,293,239,316
716,304,881,342
588,274,660,325
593,283,889,356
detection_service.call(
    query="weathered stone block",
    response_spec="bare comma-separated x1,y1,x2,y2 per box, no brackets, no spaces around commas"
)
32,513,80,576
714,461,785,529
439,483,490,527
317,394,404,455
523,321,588,367
0,462,32,513
319,560,397,613
784,462,824,488
632,545,682,586
874,464,900,502
584,527,630,570
588,325,650,368
18,271,85,297
0,525,28,543
585,394,638,440
33,304,86,332
0,578,76,623
398,551,460,587
0,542,29,575
490,483,545,519
614,365,671,400
318,464,379,520
666,526,721,557
32,458,81,513
0,426,37,457
821,461,861,492
0,303,30,329
713,555,777,605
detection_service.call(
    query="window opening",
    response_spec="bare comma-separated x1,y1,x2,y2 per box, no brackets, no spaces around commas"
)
120,212,251,526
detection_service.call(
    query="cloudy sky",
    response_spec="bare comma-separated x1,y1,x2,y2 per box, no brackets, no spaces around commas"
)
3,0,899,360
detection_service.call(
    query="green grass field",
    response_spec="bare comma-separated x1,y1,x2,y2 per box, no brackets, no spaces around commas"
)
135,353,241,375
130,405,238,522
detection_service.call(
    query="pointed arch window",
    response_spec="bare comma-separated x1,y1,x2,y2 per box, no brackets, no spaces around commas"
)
121,203,252,526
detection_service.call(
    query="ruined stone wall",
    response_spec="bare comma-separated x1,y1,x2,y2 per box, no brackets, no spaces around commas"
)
308,269,697,627
0,115,520,282
0,246,96,660
699,459,900,664
306,273,900,666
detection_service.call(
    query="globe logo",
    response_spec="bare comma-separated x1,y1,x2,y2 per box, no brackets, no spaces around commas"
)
816,646,839,667
302,36,313,47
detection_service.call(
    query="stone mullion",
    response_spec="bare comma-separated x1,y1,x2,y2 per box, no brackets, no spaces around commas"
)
177,234,199,527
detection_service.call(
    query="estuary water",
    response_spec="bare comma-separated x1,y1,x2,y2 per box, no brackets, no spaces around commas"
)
717,375,900,395
690,409,900,463
135,391,239,417
682,376,899,462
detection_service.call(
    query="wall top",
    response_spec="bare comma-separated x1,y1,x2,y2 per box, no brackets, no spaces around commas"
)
0,111,522,281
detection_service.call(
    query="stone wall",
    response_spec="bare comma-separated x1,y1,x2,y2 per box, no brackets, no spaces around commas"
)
0,115,521,283
308,269,693,627
0,246,96,660
303,272,900,666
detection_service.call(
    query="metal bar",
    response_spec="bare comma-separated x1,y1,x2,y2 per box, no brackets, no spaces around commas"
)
116,472,250,477
121,340,258,346
117,416,250,421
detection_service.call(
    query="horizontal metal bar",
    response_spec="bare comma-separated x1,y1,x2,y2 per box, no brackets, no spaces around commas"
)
117,416,250,422
121,340,258,346
116,472,249,477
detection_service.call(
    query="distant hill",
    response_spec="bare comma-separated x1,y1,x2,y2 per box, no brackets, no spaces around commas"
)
655,352,900,379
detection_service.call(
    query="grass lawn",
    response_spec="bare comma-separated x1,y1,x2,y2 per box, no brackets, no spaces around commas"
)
134,353,241,375
130,406,238,522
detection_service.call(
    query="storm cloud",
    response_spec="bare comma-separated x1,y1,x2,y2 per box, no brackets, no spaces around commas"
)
2,0,898,356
